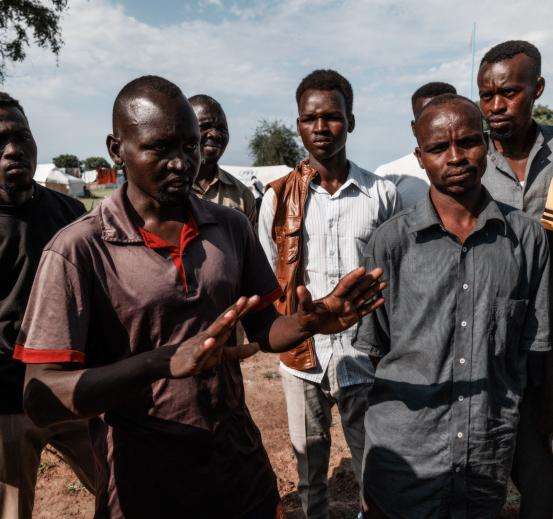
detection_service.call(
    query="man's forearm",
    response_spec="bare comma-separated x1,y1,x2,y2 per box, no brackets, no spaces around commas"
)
23,346,174,427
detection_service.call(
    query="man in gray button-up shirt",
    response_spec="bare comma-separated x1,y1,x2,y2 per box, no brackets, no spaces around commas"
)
357,94,550,518
479,40,553,519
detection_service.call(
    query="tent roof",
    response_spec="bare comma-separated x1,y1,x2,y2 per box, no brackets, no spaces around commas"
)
82,170,98,184
34,163,56,183
34,165,85,186
220,164,290,197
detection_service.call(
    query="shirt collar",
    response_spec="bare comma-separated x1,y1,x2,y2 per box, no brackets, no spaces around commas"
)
409,188,507,236
488,123,544,176
217,167,236,186
100,183,217,244
308,161,373,198
192,166,234,194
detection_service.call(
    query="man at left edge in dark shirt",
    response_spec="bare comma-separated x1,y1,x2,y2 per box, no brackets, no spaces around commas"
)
0,92,96,519
357,94,550,518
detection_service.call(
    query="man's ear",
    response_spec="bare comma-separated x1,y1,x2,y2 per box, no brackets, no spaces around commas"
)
411,120,416,137
535,76,546,101
296,117,300,134
348,113,356,133
414,147,424,169
106,134,123,166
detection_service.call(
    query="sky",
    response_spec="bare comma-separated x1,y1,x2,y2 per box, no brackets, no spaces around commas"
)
3,0,553,169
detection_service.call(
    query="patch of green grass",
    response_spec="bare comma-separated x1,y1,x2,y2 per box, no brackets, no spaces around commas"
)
66,481,85,494
262,370,280,380
78,186,116,212
38,459,56,475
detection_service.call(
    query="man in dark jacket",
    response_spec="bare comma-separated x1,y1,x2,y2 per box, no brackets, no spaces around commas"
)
0,92,96,519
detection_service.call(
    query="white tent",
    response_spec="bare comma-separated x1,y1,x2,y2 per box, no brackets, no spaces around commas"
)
34,163,57,184
82,170,98,184
34,164,86,197
220,164,290,198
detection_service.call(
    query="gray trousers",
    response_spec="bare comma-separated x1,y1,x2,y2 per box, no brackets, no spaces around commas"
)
512,386,553,519
0,414,96,519
280,359,369,519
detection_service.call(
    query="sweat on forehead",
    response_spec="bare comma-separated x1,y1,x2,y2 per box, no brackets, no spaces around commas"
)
112,75,185,134
415,94,481,128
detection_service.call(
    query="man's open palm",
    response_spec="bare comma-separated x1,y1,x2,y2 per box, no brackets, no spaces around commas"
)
296,267,385,335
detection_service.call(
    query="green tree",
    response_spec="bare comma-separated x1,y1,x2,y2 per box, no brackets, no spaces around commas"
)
53,154,80,169
83,156,110,171
0,0,69,82
248,119,304,167
533,104,553,126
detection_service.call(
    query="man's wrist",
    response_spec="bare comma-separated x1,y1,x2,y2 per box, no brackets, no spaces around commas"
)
143,346,175,381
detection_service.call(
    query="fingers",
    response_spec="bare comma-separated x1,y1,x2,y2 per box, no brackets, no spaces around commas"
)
332,267,383,298
191,336,219,364
296,285,314,313
204,308,239,338
357,296,385,317
205,295,260,338
352,281,387,308
223,342,260,361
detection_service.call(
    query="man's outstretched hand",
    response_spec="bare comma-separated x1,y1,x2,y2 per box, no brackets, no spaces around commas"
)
168,295,260,378
295,267,385,335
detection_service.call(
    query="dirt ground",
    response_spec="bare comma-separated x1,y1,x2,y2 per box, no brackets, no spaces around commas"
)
33,353,520,518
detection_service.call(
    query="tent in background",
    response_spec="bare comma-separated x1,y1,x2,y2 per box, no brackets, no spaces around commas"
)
220,164,289,198
34,164,86,197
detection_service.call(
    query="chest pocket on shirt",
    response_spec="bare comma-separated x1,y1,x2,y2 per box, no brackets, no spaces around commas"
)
488,298,529,356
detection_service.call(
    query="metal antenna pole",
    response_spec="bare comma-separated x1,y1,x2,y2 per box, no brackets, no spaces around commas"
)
470,22,477,100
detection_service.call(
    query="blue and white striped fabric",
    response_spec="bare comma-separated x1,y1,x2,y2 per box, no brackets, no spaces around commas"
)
258,161,400,387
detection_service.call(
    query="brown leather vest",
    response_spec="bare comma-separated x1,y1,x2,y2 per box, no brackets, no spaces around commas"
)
268,161,317,371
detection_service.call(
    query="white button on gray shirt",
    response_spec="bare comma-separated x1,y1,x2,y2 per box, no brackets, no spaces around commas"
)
258,161,400,387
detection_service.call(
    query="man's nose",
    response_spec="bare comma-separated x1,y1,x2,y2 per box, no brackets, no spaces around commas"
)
490,95,506,113
2,140,24,160
206,128,221,139
167,155,186,171
314,117,328,132
448,144,466,164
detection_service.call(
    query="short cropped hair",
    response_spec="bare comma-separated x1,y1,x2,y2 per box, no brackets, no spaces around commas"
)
296,69,353,116
411,82,457,111
0,92,26,117
415,93,482,127
113,75,183,133
480,40,541,77
189,94,224,114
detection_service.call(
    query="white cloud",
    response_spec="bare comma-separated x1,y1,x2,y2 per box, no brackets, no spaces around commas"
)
2,0,553,167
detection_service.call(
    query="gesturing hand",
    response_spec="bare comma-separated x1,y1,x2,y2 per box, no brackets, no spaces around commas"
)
168,295,261,378
295,267,386,336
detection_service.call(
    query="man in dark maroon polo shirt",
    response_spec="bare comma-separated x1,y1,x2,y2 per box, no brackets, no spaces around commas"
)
14,76,385,518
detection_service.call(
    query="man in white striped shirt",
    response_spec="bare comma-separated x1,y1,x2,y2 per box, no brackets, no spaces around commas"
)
258,69,400,519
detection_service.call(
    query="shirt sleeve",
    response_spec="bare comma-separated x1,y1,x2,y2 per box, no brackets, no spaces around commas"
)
522,227,551,352
378,180,402,224
257,188,278,273
354,231,391,358
243,187,258,230
13,249,90,364
240,206,282,312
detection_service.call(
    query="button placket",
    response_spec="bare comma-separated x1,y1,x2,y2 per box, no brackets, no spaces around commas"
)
451,241,473,483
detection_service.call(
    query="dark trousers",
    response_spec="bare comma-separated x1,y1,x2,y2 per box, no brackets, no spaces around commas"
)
241,492,282,519
512,386,553,519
